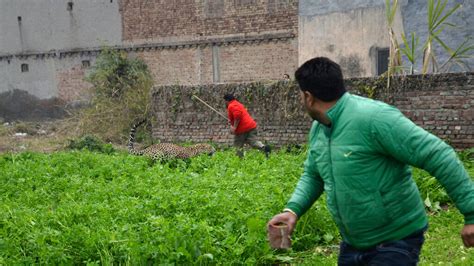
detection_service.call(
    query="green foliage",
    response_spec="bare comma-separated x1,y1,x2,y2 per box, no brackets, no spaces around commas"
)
423,0,456,73
86,48,150,99
0,149,338,264
346,77,388,100
384,0,403,89
458,148,474,168
67,135,115,154
361,85,377,99
438,38,474,72
400,32,420,74
385,0,473,75
78,47,154,143
0,149,472,264
420,207,473,265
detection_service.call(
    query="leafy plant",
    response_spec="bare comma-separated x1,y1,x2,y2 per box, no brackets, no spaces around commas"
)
438,37,474,72
0,148,472,264
0,149,338,264
67,135,115,154
400,32,419,74
458,147,474,169
385,0,473,75
77,47,154,143
385,0,403,88
422,0,473,74
86,48,151,99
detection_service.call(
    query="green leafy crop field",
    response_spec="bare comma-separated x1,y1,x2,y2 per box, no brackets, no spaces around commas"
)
0,148,473,265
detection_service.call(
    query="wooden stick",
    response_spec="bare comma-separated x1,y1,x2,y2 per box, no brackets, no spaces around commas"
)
192,95,229,121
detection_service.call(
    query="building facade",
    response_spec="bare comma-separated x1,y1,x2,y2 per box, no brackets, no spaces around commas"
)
0,0,472,120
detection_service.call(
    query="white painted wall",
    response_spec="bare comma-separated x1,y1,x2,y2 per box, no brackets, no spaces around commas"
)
299,1,406,77
0,0,122,55
0,0,121,99
0,57,58,99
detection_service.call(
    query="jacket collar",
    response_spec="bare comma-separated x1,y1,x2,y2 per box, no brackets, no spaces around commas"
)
325,92,350,126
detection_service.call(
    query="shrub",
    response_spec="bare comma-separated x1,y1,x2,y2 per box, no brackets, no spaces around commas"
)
77,48,154,144
67,135,115,154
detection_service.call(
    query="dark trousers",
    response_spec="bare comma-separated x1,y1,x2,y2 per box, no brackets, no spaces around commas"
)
233,128,265,157
338,226,427,266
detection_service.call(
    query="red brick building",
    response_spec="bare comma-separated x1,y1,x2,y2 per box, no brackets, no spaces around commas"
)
121,0,299,85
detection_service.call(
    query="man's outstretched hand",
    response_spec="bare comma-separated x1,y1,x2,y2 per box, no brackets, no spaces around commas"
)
267,211,298,235
461,224,474,248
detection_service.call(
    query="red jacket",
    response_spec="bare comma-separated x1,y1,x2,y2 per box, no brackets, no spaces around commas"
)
226,99,257,134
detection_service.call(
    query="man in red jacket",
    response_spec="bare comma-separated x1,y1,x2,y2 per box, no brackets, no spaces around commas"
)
224,93,271,158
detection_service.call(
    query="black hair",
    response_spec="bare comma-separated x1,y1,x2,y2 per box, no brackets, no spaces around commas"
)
223,93,235,101
294,57,346,102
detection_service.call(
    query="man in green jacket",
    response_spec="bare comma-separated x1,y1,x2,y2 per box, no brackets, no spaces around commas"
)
267,57,474,265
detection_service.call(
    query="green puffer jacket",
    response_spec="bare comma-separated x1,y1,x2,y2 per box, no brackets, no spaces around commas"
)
286,92,474,249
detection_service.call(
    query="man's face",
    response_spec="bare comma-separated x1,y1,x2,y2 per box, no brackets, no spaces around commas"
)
299,91,325,123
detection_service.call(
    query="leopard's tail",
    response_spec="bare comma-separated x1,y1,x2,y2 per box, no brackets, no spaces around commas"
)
128,118,147,155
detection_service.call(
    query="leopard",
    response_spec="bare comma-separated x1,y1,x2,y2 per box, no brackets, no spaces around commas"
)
128,119,216,161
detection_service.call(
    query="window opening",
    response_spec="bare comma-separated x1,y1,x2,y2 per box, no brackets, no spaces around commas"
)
82,60,90,68
21,63,29,72
377,48,389,75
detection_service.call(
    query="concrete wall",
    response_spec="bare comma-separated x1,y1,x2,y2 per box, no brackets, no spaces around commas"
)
299,0,406,77
0,53,95,100
0,57,58,99
0,0,120,120
0,53,96,120
0,0,122,54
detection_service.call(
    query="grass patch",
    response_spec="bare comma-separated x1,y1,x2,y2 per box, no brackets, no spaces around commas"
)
0,148,472,264
420,208,473,265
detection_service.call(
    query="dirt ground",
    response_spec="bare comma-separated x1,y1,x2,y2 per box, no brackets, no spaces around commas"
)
0,118,137,154
0,120,71,153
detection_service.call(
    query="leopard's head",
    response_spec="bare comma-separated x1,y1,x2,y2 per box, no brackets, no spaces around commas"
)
190,143,216,156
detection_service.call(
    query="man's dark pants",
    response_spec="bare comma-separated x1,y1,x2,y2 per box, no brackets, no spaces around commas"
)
234,128,265,157
338,226,427,266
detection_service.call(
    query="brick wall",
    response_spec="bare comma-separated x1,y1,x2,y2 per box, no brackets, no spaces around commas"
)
57,64,92,102
136,38,297,85
120,0,298,42
346,73,474,149
151,72,474,149
218,39,297,82
151,81,308,145
122,0,299,85
137,48,205,85
151,81,309,145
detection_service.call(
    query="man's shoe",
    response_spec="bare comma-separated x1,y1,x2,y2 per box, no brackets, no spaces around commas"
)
264,145,271,158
